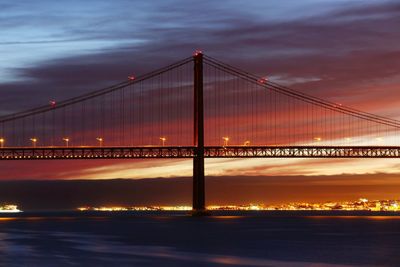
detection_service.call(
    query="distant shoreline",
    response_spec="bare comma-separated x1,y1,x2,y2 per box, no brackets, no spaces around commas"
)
2,210,400,218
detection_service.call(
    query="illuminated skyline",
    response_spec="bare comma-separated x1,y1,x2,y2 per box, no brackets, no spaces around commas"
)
76,198,400,212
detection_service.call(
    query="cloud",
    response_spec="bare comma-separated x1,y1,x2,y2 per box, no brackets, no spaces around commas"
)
1,156,400,181
1,1,399,113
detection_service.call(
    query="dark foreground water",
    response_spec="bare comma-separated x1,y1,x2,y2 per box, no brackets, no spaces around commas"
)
1,211,400,267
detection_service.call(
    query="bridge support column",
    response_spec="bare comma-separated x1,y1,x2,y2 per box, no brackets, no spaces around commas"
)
193,51,206,215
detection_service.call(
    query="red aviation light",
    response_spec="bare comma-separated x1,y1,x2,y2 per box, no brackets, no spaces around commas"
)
49,100,56,107
128,75,135,81
333,103,342,108
258,77,268,84
193,50,203,56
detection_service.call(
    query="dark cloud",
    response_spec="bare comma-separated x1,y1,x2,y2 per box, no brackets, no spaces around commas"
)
2,1,399,113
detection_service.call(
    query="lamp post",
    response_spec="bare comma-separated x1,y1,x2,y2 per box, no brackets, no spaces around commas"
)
30,138,38,148
96,137,103,147
222,137,229,146
314,137,321,142
63,137,70,147
0,138,4,148
160,137,166,146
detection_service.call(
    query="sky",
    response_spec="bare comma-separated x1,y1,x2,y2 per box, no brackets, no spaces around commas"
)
1,0,400,204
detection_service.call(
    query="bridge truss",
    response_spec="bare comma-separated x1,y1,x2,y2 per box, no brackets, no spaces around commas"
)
1,146,400,160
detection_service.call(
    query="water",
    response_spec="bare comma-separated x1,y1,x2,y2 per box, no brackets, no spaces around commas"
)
1,211,400,266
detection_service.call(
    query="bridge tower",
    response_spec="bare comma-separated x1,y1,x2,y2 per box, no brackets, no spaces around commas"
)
193,51,206,214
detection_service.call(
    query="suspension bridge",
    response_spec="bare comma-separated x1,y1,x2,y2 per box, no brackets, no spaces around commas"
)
1,51,400,212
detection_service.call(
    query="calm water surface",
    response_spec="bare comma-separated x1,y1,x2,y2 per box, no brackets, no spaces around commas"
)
1,211,400,266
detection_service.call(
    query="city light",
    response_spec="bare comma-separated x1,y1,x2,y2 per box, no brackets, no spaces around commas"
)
264,198,400,212
63,137,70,147
76,198,400,212
314,137,322,142
0,138,4,148
77,206,192,211
244,140,250,146
78,206,128,211
159,137,167,146
222,137,229,146
0,204,22,213
30,138,38,147
96,137,103,146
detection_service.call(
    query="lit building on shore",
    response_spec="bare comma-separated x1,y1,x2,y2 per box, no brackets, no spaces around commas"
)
0,204,22,213
77,198,400,212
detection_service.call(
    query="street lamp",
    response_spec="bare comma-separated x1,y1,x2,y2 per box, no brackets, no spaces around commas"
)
30,138,38,147
160,137,166,146
96,137,103,146
314,137,321,142
0,138,4,148
244,140,250,146
222,137,229,146
63,137,70,147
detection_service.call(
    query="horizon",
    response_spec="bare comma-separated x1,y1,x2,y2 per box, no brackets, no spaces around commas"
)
1,0,400,205
1,173,400,210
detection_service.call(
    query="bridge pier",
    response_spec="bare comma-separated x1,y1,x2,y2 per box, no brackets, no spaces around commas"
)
192,51,207,215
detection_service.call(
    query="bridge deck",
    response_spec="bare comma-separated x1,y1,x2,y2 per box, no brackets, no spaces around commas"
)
1,146,400,160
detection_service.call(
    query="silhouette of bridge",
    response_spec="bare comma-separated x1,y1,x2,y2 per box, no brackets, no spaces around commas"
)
1,51,400,212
